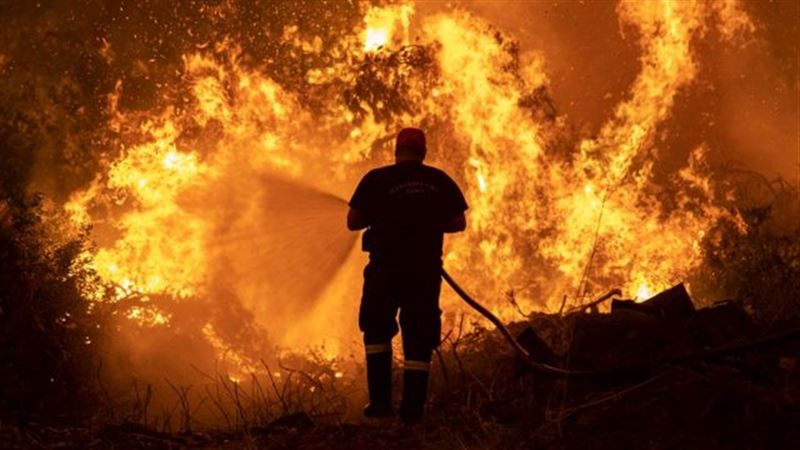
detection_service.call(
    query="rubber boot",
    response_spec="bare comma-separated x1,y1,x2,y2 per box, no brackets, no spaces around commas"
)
363,351,393,418
399,369,429,425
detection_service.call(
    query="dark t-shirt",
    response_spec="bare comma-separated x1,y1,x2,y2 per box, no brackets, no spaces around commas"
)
349,162,468,265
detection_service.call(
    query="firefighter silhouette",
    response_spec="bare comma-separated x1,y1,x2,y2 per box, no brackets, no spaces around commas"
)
347,128,468,423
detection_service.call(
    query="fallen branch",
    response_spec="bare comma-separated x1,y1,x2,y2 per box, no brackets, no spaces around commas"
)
567,288,623,314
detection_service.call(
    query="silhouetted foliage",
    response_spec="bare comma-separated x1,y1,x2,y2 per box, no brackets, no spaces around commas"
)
0,195,110,424
695,183,800,324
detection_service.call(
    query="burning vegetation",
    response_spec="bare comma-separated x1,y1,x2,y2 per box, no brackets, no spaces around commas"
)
0,0,798,448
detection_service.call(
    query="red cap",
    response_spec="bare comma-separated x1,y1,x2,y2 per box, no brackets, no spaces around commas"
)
395,128,426,156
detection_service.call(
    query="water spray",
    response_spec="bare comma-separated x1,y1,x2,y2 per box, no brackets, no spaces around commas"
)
325,191,800,379
325,191,576,374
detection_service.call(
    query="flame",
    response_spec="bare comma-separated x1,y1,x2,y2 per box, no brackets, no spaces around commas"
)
364,27,389,52
432,1,749,313
64,1,754,371
91,118,209,299
362,2,414,52
634,282,653,303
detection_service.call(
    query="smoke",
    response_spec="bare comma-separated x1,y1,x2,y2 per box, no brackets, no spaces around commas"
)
96,172,360,421
195,172,358,346
443,0,799,182
715,0,799,181
431,0,640,134
1,1,797,422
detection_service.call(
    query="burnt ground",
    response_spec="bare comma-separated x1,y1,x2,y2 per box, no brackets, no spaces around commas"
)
2,310,799,450
2,363,798,450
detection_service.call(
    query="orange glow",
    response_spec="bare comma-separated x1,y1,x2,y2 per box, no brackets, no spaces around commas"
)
634,283,653,303
63,1,754,373
362,2,414,52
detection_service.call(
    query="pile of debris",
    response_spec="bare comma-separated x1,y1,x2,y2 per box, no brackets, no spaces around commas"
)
514,283,797,377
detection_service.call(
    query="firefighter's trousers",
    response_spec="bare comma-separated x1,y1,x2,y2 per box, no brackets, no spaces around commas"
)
359,260,442,364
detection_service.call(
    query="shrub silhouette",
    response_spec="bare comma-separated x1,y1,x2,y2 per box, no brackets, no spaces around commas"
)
0,194,110,424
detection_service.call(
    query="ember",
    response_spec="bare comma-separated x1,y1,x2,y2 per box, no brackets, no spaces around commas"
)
0,0,797,447
61,0,758,368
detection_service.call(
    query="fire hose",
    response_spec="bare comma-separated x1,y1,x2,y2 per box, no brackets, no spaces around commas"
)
333,193,798,377
441,268,612,377
440,268,800,378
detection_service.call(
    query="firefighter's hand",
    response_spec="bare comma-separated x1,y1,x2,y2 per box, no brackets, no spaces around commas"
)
347,207,369,230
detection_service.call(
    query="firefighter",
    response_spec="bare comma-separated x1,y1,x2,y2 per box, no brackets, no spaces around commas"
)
347,127,468,424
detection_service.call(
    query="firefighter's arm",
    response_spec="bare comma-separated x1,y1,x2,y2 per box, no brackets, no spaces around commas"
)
442,212,466,233
347,207,370,231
